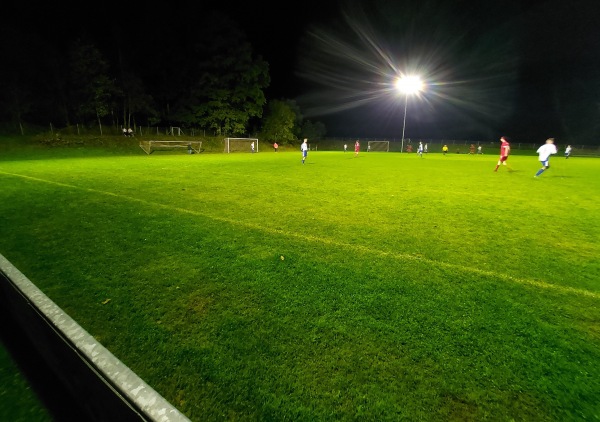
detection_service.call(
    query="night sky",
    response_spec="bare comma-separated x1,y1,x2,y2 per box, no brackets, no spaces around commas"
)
5,0,600,142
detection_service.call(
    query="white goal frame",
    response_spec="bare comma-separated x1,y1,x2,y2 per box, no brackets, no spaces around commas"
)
166,127,184,136
139,140,202,155
368,140,390,152
224,138,259,153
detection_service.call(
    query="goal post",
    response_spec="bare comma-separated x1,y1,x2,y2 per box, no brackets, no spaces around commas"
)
368,141,390,152
224,138,259,153
139,140,202,155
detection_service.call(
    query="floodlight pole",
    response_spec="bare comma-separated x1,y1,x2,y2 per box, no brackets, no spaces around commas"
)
401,94,408,154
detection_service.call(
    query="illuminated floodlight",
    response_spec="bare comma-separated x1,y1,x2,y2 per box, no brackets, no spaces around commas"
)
395,76,424,153
395,76,424,94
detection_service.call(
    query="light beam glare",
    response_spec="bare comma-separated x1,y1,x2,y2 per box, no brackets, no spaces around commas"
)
295,0,520,138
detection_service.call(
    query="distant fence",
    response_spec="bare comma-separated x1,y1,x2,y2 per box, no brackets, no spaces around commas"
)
6,123,600,155
310,138,600,155
46,124,219,138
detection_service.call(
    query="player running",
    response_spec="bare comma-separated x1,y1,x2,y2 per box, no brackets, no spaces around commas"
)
494,136,511,172
534,138,558,177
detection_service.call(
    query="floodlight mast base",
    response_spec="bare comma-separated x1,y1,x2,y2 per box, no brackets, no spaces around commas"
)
401,94,408,154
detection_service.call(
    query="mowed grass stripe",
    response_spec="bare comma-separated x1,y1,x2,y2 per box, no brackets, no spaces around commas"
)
1,169,597,300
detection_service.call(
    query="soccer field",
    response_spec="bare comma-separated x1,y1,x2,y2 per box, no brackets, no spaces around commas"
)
1,148,599,420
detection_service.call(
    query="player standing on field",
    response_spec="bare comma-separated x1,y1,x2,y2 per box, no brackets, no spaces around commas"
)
301,138,308,164
354,140,360,157
494,136,511,171
417,141,424,158
564,145,572,159
534,138,558,177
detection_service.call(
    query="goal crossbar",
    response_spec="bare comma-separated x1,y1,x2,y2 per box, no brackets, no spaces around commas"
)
139,140,202,155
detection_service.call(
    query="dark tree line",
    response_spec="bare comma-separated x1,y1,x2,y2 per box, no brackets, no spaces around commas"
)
0,10,325,141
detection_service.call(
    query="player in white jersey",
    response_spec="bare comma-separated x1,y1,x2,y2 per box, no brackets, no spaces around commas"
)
534,138,558,177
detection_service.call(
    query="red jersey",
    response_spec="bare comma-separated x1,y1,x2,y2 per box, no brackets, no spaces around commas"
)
500,140,510,157
355,142,360,152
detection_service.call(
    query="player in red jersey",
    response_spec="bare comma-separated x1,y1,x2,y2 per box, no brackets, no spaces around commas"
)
354,140,360,157
494,136,511,171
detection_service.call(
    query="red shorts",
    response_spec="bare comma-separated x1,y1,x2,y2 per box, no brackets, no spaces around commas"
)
499,156,508,162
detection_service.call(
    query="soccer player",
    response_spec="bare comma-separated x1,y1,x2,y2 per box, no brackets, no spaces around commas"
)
564,145,572,159
469,144,476,154
301,138,308,164
354,140,360,157
251,141,255,153
494,136,511,171
534,138,558,177
442,144,448,155
344,144,348,153
417,141,424,158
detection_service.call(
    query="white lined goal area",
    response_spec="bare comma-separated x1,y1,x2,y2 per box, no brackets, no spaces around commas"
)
139,140,202,155
368,141,390,152
224,138,259,153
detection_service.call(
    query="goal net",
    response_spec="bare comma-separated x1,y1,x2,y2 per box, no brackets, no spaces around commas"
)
368,141,390,152
224,138,259,153
139,140,202,154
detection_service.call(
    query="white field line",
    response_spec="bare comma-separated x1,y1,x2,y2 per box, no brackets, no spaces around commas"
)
2,170,598,300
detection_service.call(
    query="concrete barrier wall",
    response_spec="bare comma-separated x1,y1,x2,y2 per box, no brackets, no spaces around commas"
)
0,253,190,422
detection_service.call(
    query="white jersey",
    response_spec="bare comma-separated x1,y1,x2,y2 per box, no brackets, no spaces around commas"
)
537,143,557,161
301,142,308,151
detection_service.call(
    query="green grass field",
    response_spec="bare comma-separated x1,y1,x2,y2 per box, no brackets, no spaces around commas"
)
1,140,599,421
